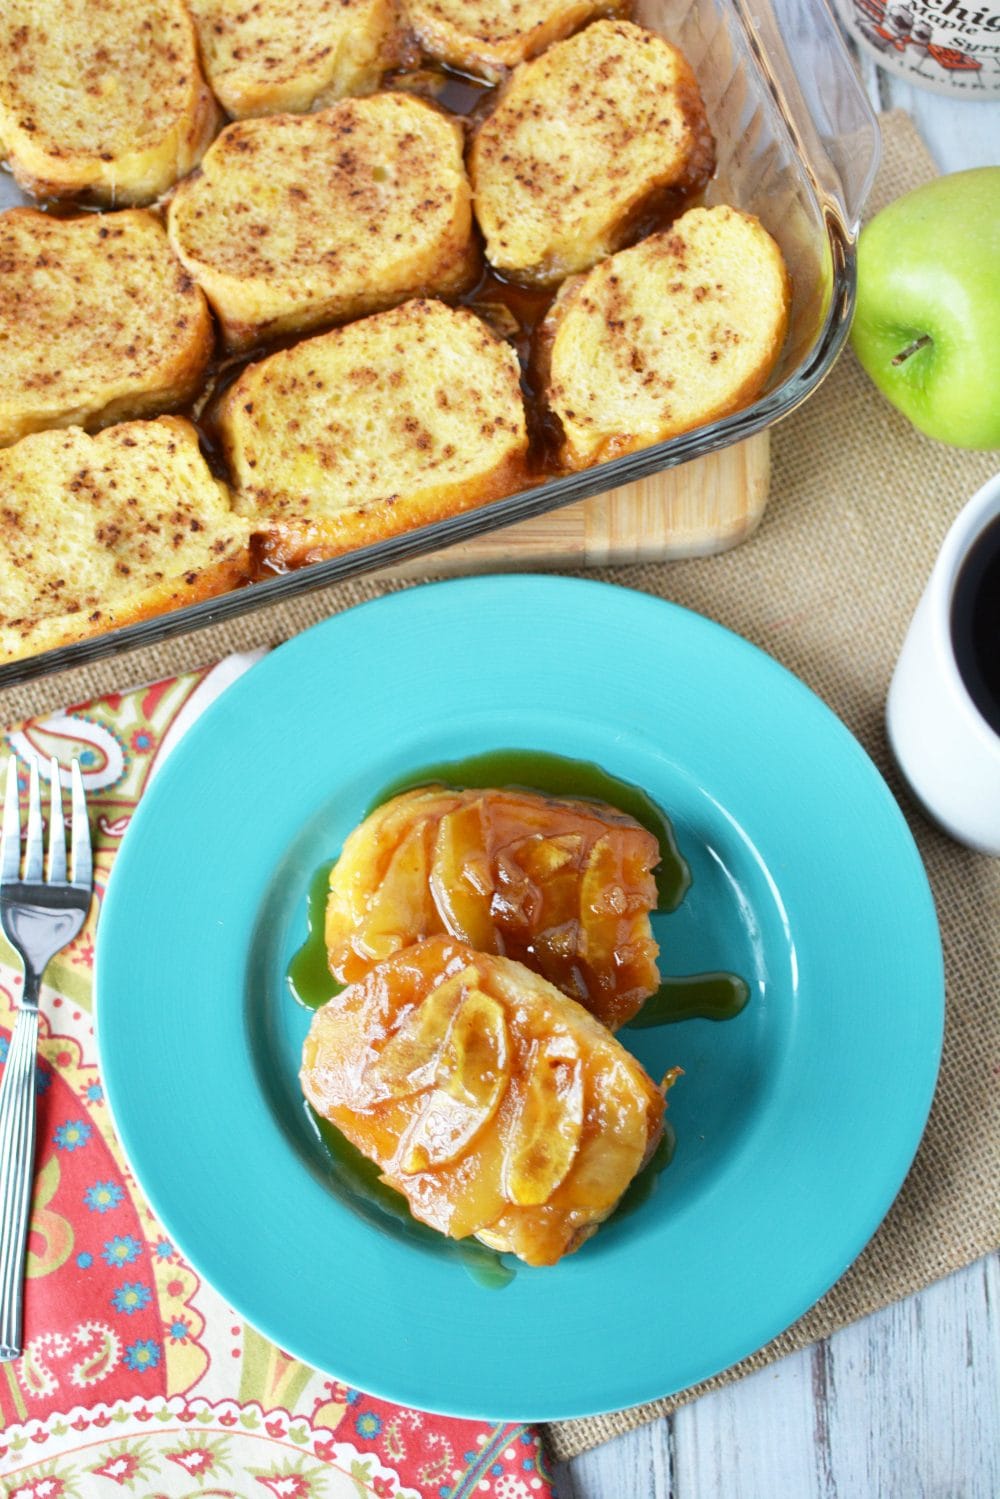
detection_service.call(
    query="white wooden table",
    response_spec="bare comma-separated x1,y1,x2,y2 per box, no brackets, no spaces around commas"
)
554,51,1000,1499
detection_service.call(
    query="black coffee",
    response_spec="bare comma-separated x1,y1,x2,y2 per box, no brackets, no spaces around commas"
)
951,512,1000,739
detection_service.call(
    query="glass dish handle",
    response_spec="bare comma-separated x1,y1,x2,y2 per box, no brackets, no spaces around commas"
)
738,0,880,236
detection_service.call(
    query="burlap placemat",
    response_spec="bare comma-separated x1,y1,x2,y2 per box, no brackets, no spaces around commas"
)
4,111,997,1457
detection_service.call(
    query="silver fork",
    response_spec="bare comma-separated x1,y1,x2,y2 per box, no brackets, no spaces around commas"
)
0,756,92,1361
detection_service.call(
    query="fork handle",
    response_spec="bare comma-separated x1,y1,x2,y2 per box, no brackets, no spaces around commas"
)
0,1004,39,1361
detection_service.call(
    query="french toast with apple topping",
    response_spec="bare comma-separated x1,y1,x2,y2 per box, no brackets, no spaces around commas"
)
301,936,670,1266
325,784,662,1029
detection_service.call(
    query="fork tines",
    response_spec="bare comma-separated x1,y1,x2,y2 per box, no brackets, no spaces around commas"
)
1,756,92,889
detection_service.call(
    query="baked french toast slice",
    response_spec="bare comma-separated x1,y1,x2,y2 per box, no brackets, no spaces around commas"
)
405,0,628,82
217,298,527,568
469,18,715,283
0,0,219,204
168,93,477,350
543,206,791,468
0,419,251,663
0,208,214,449
188,0,398,119
301,936,669,1266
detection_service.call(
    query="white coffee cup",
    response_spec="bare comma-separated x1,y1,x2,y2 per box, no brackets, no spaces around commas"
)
887,470,1000,856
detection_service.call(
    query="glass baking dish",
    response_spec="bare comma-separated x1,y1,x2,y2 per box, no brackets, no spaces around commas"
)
0,0,878,688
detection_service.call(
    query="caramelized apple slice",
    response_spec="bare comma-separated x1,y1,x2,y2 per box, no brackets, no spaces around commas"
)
567,1056,655,1209
430,801,498,951
446,1119,509,1240
396,988,509,1173
492,831,584,940
325,822,384,952
492,844,543,934
364,790,462,867
365,965,477,1101
327,789,462,977
503,831,586,994
578,834,627,971
438,985,510,1108
514,831,583,881
355,820,436,964
504,1034,584,1207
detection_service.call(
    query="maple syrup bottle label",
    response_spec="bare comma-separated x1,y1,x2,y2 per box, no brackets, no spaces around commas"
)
834,0,1000,97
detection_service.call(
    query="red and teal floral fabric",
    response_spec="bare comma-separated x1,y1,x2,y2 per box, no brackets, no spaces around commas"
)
0,659,555,1499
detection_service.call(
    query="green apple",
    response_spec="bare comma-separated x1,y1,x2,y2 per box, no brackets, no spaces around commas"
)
850,167,1000,450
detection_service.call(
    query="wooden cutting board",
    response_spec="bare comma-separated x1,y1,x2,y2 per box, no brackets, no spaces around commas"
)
387,432,769,574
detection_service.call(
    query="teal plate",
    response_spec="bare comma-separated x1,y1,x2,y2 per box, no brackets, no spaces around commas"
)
96,577,943,1422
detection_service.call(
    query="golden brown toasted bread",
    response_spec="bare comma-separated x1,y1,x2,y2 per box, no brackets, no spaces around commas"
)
543,206,791,468
0,0,219,204
0,419,251,663
405,0,628,82
469,18,714,283
188,0,399,119
217,298,528,568
168,94,477,350
0,208,214,449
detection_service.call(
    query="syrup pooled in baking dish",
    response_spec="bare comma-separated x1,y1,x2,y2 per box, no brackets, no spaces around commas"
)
287,751,748,1282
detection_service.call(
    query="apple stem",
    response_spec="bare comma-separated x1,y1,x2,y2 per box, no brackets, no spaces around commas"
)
891,334,932,366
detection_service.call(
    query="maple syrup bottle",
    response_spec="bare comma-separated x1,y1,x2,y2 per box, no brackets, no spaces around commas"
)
833,0,1000,98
